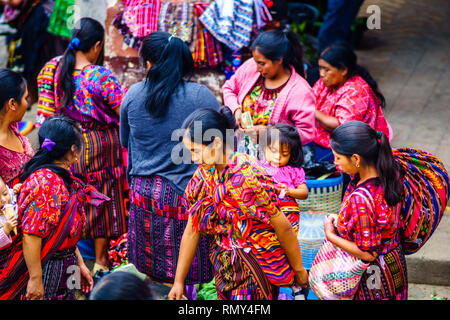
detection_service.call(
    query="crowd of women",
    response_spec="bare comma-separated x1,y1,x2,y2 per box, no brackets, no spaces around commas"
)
0,14,421,301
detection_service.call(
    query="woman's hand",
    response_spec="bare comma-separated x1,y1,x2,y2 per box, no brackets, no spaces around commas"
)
324,214,338,240
315,110,340,132
79,262,94,294
294,268,309,288
240,125,267,142
12,183,22,195
26,277,44,300
234,108,243,128
168,282,185,300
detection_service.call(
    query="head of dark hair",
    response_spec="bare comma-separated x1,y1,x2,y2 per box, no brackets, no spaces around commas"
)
265,123,304,167
181,107,238,149
57,17,105,108
20,115,83,189
89,272,154,300
319,42,386,108
139,31,194,118
0,68,27,112
251,28,305,78
329,121,402,206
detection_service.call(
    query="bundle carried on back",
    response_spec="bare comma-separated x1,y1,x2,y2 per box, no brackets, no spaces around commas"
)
394,148,449,255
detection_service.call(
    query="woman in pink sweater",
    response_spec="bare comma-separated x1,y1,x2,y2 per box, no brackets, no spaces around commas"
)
222,29,316,159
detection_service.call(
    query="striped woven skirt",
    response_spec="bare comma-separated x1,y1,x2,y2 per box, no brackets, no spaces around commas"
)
17,248,78,300
71,123,127,239
210,244,279,300
355,245,408,300
127,175,214,285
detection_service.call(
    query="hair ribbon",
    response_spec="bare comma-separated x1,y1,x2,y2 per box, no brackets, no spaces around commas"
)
68,37,80,50
42,138,56,152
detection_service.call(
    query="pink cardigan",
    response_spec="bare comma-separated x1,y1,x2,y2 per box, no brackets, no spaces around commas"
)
222,58,316,145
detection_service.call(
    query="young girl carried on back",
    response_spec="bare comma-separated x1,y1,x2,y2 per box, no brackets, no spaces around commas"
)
259,123,309,299
260,123,308,202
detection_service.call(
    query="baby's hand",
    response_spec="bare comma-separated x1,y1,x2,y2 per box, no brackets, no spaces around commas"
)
277,183,289,197
12,183,22,195
277,183,288,190
3,214,17,236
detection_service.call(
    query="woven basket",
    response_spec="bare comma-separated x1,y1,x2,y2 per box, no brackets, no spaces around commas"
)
297,173,343,214
297,211,328,270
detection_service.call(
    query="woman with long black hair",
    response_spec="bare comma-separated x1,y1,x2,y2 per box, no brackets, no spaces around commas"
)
0,68,34,184
312,42,393,162
222,28,316,160
0,115,107,300
120,31,219,285
36,17,127,274
324,121,407,300
168,107,308,300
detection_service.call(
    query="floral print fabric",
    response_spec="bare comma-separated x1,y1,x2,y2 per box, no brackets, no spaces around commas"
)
19,168,85,250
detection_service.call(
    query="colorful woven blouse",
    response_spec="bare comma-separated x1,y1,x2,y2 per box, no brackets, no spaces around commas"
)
36,56,61,125
37,56,126,126
242,76,289,126
313,75,391,148
18,168,85,250
55,65,126,125
337,177,401,255
0,124,34,184
185,152,295,286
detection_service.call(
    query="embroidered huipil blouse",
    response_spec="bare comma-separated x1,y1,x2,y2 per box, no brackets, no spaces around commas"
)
337,177,401,255
185,152,295,286
313,75,392,148
19,168,85,250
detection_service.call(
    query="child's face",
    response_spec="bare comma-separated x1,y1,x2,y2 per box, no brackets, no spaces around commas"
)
265,141,290,167
0,179,12,210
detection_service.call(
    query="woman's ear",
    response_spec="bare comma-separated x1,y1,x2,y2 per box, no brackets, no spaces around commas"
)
146,61,152,70
340,66,349,79
212,136,224,152
6,98,16,111
71,144,81,158
351,154,361,168
275,57,284,67
95,41,103,51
